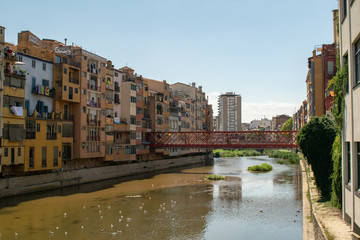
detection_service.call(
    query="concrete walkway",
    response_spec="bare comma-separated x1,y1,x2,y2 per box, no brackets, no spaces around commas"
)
301,159,355,240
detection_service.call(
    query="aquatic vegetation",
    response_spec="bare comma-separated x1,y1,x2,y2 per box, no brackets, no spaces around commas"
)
248,163,273,172
205,174,226,180
264,150,300,164
213,149,261,158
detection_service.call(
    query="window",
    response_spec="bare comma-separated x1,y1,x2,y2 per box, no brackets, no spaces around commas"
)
58,125,62,133
75,88,78,94
4,148,8,157
32,60,36,68
344,55,349,93
64,85,67,91
18,148,21,156
47,122,57,140
82,72,86,77
55,56,61,63
130,116,136,125
69,87,73,100
130,96,136,103
64,68,67,74
82,107,86,113
131,84,136,91
341,0,347,22
347,142,351,185
82,89,86,94
327,61,334,75
29,147,34,168
358,142,360,190
37,123,40,132
53,147,58,167
42,79,49,87
42,147,47,167
26,120,36,139
355,38,360,85
130,132,136,139
42,63,46,71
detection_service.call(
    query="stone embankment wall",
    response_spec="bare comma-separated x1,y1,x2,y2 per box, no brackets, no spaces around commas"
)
0,153,212,198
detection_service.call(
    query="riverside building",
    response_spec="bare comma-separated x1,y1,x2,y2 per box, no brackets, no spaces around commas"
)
339,0,360,235
217,92,242,131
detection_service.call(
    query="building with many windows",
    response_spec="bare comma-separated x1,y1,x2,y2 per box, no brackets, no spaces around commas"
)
217,92,241,131
339,0,360,235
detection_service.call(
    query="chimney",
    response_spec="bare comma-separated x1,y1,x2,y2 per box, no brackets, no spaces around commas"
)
199,86,202,92
192,82,196,88
64,38,67,45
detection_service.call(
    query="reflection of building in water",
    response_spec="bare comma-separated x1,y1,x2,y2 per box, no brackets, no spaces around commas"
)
140,184,213,240
273,167,302,201
212,179,242,202
293,166,302,200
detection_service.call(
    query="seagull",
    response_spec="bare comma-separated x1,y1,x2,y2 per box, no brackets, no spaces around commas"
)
49,230,54,235
81,225,84,229
64,231,68,235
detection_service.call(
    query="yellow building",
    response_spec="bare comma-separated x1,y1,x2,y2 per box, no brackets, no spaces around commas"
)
2,43,26,176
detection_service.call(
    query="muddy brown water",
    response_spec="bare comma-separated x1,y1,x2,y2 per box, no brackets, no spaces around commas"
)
0,156,302,240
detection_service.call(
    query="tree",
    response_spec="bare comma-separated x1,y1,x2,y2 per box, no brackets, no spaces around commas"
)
281,118,293,131
297,116,336,199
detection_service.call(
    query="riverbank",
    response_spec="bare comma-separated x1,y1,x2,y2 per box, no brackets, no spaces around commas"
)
301,158,357,240
0,153,212,198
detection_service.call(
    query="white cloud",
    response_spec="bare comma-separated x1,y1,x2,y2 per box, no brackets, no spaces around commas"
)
207,92,298,123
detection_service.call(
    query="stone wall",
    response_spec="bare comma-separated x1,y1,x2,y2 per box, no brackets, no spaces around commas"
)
0,153,212,198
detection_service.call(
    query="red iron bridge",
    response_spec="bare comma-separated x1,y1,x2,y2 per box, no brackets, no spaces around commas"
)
146,131,299,149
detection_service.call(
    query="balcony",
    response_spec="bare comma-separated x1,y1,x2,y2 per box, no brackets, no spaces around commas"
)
87,65,98,74
114,139,131,144
87,101,100,108
31,85,54,97
86,136,100,141
87,119,101,126
87,83,99,91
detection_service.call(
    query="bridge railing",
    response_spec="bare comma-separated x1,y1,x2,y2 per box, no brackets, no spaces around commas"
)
145,131,299,149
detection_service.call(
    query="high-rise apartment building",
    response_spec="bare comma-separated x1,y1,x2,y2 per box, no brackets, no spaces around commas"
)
0,26,5,174
339,0,360,235
217,92,241,131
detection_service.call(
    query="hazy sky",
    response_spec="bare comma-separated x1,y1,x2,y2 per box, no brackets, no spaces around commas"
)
1,0,338,122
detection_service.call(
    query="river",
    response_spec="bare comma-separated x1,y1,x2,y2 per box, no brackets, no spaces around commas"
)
0,156,302,240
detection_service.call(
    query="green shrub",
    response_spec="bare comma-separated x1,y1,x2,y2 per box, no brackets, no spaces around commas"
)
297,116,336,199
212,149,261,158
264,150,300,164
281,118,293,131
248,163,273,172
330,134,342,208
205,174,226,180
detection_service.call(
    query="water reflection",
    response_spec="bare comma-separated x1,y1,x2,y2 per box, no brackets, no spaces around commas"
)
0,156,302,240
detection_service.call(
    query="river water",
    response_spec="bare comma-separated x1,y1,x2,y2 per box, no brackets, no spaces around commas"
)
0,156,302,240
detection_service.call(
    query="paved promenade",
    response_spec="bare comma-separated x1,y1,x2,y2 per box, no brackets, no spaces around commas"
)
301,159,357,240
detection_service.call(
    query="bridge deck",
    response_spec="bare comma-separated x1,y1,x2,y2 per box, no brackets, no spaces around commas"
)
145,131,299,149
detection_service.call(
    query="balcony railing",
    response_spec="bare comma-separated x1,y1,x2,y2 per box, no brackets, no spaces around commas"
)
86,136,100,141
87,83,99,91
87,119,101,126
87,101,100,108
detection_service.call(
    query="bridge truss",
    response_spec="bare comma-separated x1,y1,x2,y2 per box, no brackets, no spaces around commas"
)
145,131,299,149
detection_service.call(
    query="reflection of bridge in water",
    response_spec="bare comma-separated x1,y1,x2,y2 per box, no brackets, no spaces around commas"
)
146,131,299,149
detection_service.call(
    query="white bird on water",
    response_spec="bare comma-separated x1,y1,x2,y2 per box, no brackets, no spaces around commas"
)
64,212,67,217
49,230,54,235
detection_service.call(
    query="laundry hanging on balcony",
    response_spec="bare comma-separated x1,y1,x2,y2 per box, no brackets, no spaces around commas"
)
10,106,24,116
